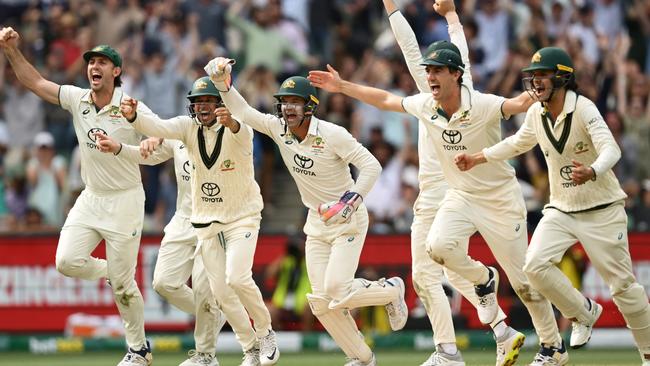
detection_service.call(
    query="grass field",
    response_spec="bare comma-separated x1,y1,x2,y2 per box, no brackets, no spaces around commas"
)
0,349,642,366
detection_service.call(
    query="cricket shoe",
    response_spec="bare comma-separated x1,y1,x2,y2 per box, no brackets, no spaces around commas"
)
419,345,465,365
475,266,499,324
344,353,376,366
179,350,219,366
259,330,280,365
495,326,526,366
385,277,408,331
570,298,602,349
118,340,153,366
528,341,568,366
240,346,261,366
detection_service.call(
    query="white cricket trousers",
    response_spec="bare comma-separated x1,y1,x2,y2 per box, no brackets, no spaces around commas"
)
303,205,399,363
55,186,147,350
524,202,650,356
152,214,224,355
411,182,507,346
198,214,271,352
426,181,560,346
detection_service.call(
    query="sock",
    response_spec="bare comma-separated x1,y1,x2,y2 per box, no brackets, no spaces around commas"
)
493,320,508,338
439,342,458,355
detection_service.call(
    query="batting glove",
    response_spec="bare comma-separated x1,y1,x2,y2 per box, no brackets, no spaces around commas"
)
318,191,362,226
204,57,235,92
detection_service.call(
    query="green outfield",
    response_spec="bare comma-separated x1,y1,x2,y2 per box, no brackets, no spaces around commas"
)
0,349,642,366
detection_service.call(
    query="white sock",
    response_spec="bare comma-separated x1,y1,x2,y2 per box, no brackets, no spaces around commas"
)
493,320,508,338
439,342,458,355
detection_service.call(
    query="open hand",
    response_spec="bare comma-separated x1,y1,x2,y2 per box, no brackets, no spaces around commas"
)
433,0,456,16
308,64,343,93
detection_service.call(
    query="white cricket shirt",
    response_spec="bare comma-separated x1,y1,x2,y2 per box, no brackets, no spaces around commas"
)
221,87,381,211
130,112,263,225
484,91,626,212
59,85,148,192
402,87,515,193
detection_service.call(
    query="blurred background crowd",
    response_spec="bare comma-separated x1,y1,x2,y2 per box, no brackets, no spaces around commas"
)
0,0,649,235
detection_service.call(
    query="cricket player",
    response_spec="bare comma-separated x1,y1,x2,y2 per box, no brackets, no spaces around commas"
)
119,76,279,366
205,59,408,366
94,128,229,366
308,23,565,366
380,0,526,364
455,46,650,366
0,27,152,366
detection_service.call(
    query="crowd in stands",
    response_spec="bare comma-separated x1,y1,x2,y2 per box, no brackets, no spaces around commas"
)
0,0,649,234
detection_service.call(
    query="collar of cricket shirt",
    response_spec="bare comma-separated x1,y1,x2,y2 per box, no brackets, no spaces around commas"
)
432,84,472,123
82,87,124,117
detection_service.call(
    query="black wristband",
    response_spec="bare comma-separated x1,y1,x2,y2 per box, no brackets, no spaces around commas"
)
590,166,597,179
126,112,137,123
114,142,123,156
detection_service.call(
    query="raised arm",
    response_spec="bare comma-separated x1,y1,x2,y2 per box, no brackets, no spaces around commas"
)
1,27,60,105
308,64,404,113
501,91,535,117
120,97,189,141
384,0,428,93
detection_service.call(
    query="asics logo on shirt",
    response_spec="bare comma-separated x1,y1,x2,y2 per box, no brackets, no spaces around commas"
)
292,154,316,176
201,182,223,202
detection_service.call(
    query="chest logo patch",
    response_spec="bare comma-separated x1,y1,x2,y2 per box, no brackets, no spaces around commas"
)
574,141,589,154
560,165,573,181
220,159,235,171
201,183,222,202
294,154,314,169
441,129,462,145
87,127,107,142
312,137,325,149
293,154,316,176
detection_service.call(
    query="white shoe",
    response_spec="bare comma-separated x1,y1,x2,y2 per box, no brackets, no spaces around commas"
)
420,346,465,365
569,298,602,349
179,350,219,366
240,347,261,366
495,326,525,366
528,341,568,366
118,341,152,366
259,330,280,365
344,353,376,366
385,277,408,331
475,267,499,324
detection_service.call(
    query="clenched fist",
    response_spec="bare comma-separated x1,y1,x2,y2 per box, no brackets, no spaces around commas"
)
121,97,138,121
0,27,20,49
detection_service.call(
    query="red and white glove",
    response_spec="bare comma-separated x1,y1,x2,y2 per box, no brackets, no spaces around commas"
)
318,191,363,226
204,57,235,92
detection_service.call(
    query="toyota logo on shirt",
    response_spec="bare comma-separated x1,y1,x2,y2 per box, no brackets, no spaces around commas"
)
87,128,108,142
560,165,573,181
201,182,220,197
293,154,314,169
441,129,462,144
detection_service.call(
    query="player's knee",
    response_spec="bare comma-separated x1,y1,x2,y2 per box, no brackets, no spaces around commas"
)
514,284,545,302
425,236,452,265
612,280,648,315
522,256,548,281
152,279,174,298
225,274,251,292
324,280,348,302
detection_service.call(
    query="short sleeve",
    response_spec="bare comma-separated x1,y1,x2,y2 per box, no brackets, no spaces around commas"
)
58,85,86,112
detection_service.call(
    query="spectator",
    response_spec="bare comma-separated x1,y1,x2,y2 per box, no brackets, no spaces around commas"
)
26,131,66,227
